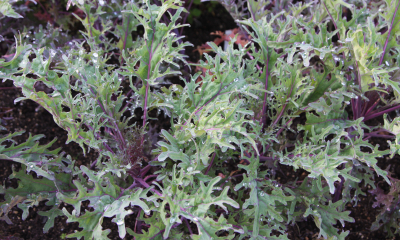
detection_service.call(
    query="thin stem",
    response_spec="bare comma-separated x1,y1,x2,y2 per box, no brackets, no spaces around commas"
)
204,152,216,175
85,123,114,154
116,182,137,200
364,103,400,121
0,109,12,114
134,177,163,196
379,0,400,65
263,108,306,155
352,61,363,119
140,164,153,178
275,117,294,137
364,98,380,116
363,132,394,139
333,175,344,203
249,0,270,132
351,98,358,120
79,73,126,150
182,216,193,235
134,209,141,234
144,174,158,182
246,52,262,73
141,82,150,146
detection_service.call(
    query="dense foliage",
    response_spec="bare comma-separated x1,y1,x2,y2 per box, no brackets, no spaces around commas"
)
1,0,400,239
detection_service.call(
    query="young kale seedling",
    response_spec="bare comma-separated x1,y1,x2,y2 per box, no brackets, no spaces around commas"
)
1,0,400,239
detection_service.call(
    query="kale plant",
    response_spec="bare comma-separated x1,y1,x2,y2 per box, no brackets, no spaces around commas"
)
1,0,400,239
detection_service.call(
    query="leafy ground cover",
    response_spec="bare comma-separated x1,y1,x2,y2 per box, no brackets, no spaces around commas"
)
0,0,400,239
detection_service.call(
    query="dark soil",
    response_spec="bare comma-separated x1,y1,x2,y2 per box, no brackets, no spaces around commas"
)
1,1,400,240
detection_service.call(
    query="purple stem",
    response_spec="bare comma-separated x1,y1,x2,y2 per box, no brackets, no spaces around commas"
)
275,117,294,137
363,98,380,116
364,103,400,121
140,164,153,178
116,182,137,200
141,82,150,145
248,0,271,132
204,152,216,175
246,52,262,73
79,73,126,149
0,109,12,114
85,123,114,154
363,132,394,138
352,60,363,119
379,0,400,66
144,174,158,182
134,209,141,234
333,175,345,203
182,216,193,235
263,107,307,155
134,177,163,196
